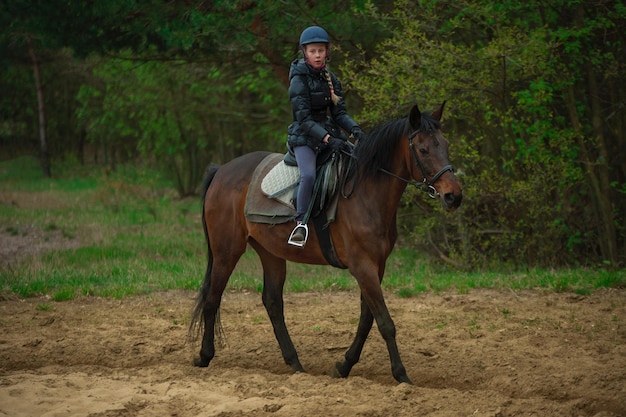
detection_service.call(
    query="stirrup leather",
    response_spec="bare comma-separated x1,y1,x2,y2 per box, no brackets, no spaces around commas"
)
288,223,309,247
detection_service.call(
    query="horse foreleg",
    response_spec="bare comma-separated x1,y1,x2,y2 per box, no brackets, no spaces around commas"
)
332,295,374,378
374,306,412,384
356,280,412,384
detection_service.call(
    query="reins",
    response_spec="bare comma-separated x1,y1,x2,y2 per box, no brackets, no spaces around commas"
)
339,137,358,199
341,129,454,199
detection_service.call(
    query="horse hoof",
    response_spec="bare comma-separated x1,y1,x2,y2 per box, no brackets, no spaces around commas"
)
331,362,348,378
397,375,413,385
291,365,306,374
193,357,210,367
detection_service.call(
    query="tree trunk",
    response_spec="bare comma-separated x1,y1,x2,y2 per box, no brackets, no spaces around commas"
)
606,77,626,261
28,38,51,178
250,14,290,87
586,61,618,265
564,84,617,265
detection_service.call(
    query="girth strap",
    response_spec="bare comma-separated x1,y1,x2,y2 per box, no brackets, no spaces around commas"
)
306,151,347,269
311,205,347,269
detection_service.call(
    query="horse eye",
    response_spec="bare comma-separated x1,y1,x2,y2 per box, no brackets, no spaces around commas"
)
419,147,428,155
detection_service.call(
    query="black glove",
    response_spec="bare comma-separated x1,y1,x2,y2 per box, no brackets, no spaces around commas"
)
351,126,366,142
328,137,350,152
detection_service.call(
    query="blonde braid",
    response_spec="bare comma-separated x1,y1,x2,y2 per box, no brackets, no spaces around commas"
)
324,68,341,105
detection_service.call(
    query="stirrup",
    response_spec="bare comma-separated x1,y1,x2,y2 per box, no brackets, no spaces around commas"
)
288,222,309,247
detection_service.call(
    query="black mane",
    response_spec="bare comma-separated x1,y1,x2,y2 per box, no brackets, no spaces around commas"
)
354,111,441,178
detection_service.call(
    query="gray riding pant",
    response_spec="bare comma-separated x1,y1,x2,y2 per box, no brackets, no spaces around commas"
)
293,145,317,222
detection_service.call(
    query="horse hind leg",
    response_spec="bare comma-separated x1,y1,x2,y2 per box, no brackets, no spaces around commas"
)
252,242,305,373
190,253,240,368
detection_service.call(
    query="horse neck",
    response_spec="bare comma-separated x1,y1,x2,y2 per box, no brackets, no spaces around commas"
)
349,154,410,225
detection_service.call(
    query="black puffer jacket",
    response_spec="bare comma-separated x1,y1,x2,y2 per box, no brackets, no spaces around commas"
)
287,58,358,151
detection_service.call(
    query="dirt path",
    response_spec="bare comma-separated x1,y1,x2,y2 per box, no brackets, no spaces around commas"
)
1,288,624,417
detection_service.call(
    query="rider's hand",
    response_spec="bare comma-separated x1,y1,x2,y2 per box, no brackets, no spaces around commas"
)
350,126,366,142
328,137,349,152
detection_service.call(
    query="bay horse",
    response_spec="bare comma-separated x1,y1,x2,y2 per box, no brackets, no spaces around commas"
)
189,102,462,384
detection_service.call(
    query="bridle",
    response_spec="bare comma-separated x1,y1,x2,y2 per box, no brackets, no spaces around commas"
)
379,129,454,199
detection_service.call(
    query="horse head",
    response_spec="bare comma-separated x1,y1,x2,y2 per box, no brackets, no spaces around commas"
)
407,102,462,211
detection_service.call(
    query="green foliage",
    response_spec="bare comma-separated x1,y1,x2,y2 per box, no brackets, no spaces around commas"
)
74,51,288,196
341,0,626,269
0,156,41,182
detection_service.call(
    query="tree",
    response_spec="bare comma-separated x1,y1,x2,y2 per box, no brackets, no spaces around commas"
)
342,0,626,268
1,0,388,180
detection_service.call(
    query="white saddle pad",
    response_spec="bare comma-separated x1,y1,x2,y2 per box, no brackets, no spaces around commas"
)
261,161,300,208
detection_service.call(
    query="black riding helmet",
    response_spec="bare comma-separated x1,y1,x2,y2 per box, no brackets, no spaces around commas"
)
299,26,332,62
299,26,330,46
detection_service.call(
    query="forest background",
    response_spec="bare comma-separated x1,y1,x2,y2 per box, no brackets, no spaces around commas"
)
2,0,625,271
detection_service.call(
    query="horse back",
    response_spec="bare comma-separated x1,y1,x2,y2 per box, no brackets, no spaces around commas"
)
204,151,272,207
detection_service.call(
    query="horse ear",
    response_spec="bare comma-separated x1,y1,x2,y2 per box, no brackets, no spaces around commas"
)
432,101,447,121
409,104,421,129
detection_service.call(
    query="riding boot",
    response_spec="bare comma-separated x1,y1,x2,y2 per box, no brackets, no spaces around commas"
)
288,222,309,247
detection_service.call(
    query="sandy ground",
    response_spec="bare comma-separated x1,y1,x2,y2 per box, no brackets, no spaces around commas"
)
0,194,624,417
1,287,624,417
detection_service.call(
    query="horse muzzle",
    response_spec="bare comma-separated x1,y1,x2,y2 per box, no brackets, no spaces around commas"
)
441,190,462,211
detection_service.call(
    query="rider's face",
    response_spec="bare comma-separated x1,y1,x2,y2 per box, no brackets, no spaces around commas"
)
303,43,328,69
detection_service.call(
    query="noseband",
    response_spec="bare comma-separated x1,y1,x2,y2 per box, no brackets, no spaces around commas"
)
380,129,454,198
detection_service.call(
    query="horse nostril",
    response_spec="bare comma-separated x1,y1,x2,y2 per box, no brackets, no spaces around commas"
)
444,192,462,208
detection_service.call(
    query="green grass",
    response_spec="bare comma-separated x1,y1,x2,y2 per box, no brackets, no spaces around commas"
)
0,156,624,301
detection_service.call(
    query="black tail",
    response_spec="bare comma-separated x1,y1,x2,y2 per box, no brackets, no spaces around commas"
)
188,164,222,343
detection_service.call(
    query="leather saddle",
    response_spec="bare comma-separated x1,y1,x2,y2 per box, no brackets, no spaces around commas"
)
244,149,342,225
